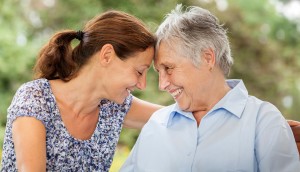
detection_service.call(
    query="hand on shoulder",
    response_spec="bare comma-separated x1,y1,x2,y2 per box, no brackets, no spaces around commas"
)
287,120,300,154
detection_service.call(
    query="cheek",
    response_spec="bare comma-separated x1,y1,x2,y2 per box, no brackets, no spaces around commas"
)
124,73,139,85
177,77,195,97
170,73,188,86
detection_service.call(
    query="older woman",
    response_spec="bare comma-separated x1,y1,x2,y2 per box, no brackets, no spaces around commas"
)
121,5,300,172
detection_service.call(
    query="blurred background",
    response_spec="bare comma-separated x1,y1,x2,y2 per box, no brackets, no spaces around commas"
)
1,0,300,171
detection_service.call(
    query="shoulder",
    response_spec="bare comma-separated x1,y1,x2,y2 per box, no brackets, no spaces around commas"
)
99,95,133,122
137,104,176,139
7,79,52,125
247,96,281,115
147,104,176,124
14,79,49,99
9,79,50,110
246,96,286,128
244,96,280,115
101,95,132,111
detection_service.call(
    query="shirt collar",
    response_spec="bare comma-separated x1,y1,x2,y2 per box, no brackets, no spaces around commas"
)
164,104,194,127
208,79,248,118
164,79,248,127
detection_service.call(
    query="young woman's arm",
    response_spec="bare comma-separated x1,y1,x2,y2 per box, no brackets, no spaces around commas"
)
287,120,300,154
124,97,163,129
12,117,46,172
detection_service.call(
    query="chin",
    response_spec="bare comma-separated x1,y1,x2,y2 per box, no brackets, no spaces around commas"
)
176,99,192,112
177,103,188,111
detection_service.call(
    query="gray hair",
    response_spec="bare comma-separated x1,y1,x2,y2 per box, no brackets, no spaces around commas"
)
156,4,233,76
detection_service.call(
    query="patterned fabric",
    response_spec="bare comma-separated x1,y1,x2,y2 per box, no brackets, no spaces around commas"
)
1,78,132,172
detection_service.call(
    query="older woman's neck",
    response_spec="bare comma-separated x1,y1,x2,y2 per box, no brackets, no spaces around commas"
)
193,72,231,126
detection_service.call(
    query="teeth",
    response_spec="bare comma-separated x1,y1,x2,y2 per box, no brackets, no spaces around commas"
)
171,89,182,98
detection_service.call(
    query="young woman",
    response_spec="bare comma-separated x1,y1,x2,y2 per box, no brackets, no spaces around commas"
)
1,10,160,172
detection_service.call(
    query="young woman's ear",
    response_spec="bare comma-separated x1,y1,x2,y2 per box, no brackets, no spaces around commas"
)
97,44,116,66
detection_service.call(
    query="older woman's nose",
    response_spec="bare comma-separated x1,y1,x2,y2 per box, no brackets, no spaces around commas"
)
158,73,170,91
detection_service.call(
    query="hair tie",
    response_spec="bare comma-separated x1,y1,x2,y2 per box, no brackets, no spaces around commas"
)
75,30,84,41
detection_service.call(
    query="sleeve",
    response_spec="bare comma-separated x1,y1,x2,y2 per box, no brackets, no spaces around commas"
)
121,94,133,114
108,94,133,116
255,102,300,172
7,83,49,126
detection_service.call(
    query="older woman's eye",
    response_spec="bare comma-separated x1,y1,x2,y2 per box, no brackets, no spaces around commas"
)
165,67,173,74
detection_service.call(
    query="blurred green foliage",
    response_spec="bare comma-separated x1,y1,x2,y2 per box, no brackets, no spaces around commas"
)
109,145,130,171
1,1,300,170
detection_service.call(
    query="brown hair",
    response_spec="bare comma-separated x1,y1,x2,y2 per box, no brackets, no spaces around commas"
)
34,10,156,81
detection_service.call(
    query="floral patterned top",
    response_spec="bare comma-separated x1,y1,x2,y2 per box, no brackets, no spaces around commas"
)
1,78,132,172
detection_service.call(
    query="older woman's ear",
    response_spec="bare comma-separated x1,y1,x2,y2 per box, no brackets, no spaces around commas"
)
287,120,300,155
202,48,216,69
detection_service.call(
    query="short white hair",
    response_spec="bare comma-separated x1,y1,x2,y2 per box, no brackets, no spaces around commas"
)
156,4,233,76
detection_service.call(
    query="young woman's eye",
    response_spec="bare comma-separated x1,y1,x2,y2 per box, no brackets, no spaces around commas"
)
137,71,143,76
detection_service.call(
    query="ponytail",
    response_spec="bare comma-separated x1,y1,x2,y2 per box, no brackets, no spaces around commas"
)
34,30,82,81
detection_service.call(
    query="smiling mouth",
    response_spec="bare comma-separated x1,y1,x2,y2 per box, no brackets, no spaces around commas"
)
170,89,183,99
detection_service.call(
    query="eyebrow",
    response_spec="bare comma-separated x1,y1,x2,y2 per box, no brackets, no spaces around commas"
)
153,57,173,71
140,64,151,70
158,61,172,67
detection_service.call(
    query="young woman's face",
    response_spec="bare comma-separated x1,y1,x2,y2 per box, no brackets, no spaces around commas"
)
105,47,154,104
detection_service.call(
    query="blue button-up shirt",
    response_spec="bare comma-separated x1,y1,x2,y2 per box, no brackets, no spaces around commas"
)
121,80,300,172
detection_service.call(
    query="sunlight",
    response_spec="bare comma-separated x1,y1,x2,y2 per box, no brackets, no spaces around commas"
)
270,0,300,21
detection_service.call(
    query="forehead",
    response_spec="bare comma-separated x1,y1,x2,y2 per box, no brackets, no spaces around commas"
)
127,46,154,66
154,41,180,67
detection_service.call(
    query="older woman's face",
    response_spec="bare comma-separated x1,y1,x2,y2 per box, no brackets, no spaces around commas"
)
154,42,212,112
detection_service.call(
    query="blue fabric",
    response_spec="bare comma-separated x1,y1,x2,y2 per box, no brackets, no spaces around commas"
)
121,79,300,172
1,78,132,172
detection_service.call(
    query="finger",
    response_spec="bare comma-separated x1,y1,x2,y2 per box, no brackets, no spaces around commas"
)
291,126,300,142
297,143,300,155
287,120,300,127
